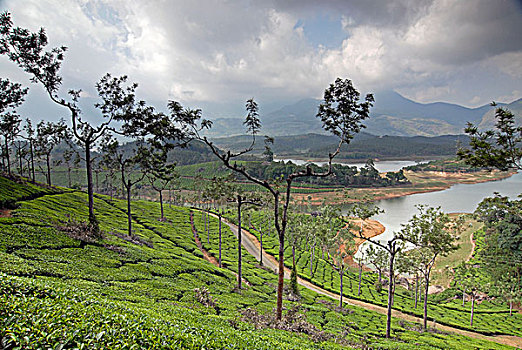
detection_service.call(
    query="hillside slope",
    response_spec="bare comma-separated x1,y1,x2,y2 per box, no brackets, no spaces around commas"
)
0,176,518,349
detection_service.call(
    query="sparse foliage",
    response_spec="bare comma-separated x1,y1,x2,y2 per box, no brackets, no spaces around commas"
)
458,104,521,170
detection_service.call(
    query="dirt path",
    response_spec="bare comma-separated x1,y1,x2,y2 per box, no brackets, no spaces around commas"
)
0,209,12,218
468,231,476,262
191,212,251,286
190,211,219,267
213,212,521,348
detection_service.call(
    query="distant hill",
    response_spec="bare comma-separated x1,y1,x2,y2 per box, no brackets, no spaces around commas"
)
212,132,469,160
204,91,515,137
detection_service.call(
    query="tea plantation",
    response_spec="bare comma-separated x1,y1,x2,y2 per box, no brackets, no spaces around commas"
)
0,176,517,349
239,210,522,337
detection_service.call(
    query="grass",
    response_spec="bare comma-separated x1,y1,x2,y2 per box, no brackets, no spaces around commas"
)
431,214,482,287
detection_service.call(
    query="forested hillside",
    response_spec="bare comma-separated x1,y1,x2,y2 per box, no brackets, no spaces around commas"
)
212,133,470,160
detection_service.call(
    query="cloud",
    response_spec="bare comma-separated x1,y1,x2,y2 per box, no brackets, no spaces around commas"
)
402,0,522,66
1,0,520,117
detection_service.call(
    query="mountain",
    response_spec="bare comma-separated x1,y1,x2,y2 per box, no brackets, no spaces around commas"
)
204,91,513,137
202,98,322,138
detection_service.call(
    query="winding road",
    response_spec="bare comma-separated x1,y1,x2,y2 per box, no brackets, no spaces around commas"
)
213,213,522,348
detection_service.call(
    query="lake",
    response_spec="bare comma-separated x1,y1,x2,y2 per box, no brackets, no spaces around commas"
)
354,171,522,255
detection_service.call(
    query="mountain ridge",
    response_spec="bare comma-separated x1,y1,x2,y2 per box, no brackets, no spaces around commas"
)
204,92,517,137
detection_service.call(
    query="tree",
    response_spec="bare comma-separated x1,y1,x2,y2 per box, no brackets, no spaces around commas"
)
348,203,405,339
322,206,354,308
62,147,76,188
263,136,274,162
286,209,306,297
458,104,521,171
246,207,273,267
21,118,36,182
366,244,388,285
474,194,521,316
0,13,178,230
0,78,27,176
13,138,26,177
458,102,522,314
100,136,119,200
143,149,178,221
206,176,236,268
454,262,488,326
34,119,67,186
304,206,332,279
401,205,458,330
104,137,148,236
233,192,261,291
192,78,373,320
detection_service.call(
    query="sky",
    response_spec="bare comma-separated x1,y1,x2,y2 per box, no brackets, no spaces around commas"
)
1,0,521,121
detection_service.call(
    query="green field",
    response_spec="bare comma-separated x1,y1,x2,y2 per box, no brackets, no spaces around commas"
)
0,175,519,349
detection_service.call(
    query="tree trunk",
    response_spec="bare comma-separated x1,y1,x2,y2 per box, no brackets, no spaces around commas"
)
4,137,10,176
386,252,395,339
259,229,263,266
204,206,208,242
276,233,285,320
392,277,396,306
85,142,96,227
358,262,363,296
67,166,72,187
109,176,113,201
29,141,35,182
46,154,51,186
127,180,132,236
414,276,418,309
18,145,23,177
423,274,430,330
462,291,466,306
310,245,315,278
237,197,242,290
218,212,222,268
292,244,296,269
159,189,164,219
339,270,344,309
510,300,513,316
1,146,5,173
207,206,210,244
470,294,475,326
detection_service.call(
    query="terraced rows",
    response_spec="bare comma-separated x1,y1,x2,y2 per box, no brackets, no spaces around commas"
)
0,177,517,349
240,210,522,337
